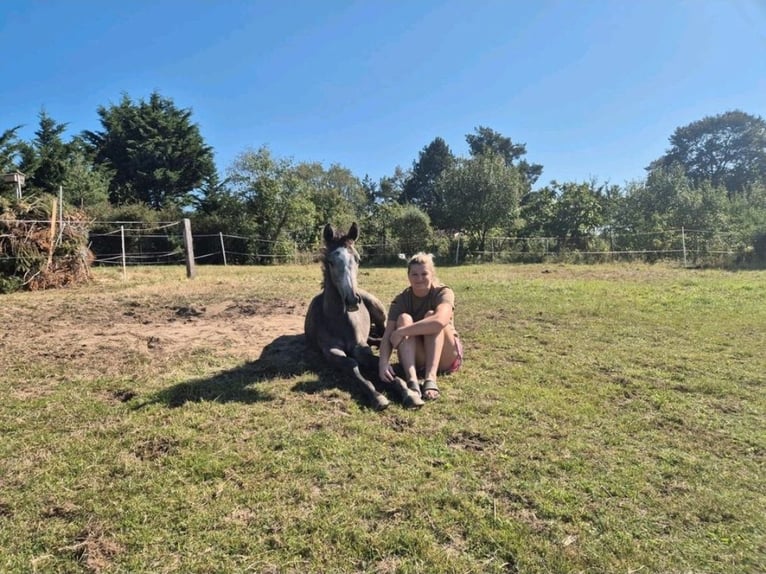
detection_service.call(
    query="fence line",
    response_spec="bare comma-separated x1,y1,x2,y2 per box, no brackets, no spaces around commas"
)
2,218,760,279
91,225,753,270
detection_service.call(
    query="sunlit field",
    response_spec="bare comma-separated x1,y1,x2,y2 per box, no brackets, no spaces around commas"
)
1,262,764,573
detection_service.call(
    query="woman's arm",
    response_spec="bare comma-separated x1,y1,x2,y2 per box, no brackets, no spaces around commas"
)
393,302,452,340
378,320,398,382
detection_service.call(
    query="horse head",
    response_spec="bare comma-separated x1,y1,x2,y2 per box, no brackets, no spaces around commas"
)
322,222,362,312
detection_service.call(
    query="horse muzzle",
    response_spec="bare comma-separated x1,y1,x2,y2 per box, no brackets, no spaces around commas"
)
345,294,362,312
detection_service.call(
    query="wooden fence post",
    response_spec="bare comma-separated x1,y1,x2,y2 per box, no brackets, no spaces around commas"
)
182,218,196,279
219,232,227,266
47,198,57,269
120,225,127,280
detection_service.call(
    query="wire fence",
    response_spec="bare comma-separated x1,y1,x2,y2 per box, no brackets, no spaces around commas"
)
2,218,762,274
464,228,753,266
87,221,302,267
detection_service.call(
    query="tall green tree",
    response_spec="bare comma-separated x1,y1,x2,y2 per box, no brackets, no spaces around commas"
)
547,181,606,250
293,161,358,236
377,166,408,204
0,126,23,173
400,137,455,227
191,171,229,216
644,166,729,231
361,175,378,208
60,150,112,208
83,91,215,209
227,147,315,259
726,183,766,261
189,171,254,256
615,166,730,256
324,163,369,216
520,186,558,237
19,110,71,194
649,110,766,197
438,153,523,252
466,126,543,186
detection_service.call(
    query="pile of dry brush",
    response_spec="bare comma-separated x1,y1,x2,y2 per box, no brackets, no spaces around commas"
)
0,196,93,293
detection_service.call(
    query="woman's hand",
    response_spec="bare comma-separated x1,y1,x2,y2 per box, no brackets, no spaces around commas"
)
389,329,405,350
379,361,396,383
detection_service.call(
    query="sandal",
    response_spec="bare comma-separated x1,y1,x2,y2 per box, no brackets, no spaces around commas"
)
421,379,440,401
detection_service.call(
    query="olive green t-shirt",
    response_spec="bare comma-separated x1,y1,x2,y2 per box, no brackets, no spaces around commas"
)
388,285,455,325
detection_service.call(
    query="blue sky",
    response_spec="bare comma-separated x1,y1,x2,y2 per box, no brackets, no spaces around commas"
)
2,0,765,188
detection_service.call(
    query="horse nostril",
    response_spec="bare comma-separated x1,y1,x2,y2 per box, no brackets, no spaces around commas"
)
346,294,361,312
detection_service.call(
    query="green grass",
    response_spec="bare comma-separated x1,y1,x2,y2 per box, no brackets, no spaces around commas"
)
1,263,764,573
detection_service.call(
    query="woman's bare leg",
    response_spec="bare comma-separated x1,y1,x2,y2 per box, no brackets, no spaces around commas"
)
421,328,445,383
395,313,419,385
415,311,458,399
437,327,460,372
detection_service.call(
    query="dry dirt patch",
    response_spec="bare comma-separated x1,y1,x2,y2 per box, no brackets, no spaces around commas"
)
1,292,307,383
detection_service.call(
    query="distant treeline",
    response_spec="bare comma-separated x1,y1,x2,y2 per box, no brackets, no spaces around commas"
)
2,94,765,268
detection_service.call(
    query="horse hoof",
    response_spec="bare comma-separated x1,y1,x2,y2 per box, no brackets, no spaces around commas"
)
403,389,424,409
373,394,390,411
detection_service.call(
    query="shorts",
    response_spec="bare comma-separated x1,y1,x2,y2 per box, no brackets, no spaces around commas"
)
440,336,463,374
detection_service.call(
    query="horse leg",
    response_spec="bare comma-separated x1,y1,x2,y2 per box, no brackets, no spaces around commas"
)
359,289,387,339
391,376,424,409
326,348,389,410
353,346,423,409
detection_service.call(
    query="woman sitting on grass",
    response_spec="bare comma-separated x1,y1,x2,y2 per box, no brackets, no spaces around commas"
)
378,252,463,401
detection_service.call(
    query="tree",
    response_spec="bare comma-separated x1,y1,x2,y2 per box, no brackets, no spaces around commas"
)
726,183,766,262
19,111,71,194
643,166,729,232
547,181,606,250
615,166,730,258
466,126,543,186
83,91,215,209
377,166,408,205
400,137,455,227
293,161,358,237
361,175,378,208
324,163,369,216
649,110,766,197
389,204,433,256
60,150,111,208
521,181,608,250
438,153,523,252
191,171,229,215
227,147,315,260
0,126,23,173
520,186,558,237
362,202,433,262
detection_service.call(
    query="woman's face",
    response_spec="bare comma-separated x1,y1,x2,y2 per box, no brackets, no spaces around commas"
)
408,263,432,296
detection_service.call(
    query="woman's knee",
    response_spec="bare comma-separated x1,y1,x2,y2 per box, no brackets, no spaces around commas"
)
396,313,414,327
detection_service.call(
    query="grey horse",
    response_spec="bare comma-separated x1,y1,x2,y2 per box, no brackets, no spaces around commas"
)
304,222,423,410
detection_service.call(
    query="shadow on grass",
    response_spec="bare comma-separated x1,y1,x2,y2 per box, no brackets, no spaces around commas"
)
141,334,384,409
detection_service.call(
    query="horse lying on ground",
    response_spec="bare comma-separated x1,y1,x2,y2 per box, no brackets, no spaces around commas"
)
304,222,423,410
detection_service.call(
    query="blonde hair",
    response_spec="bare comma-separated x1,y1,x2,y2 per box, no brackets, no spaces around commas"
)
407,252,440,284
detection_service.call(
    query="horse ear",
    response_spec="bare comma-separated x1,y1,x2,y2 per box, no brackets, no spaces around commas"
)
348,222,359,241
323,224,335,243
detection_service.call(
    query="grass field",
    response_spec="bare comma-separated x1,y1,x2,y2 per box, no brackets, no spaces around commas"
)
1,262,764,573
